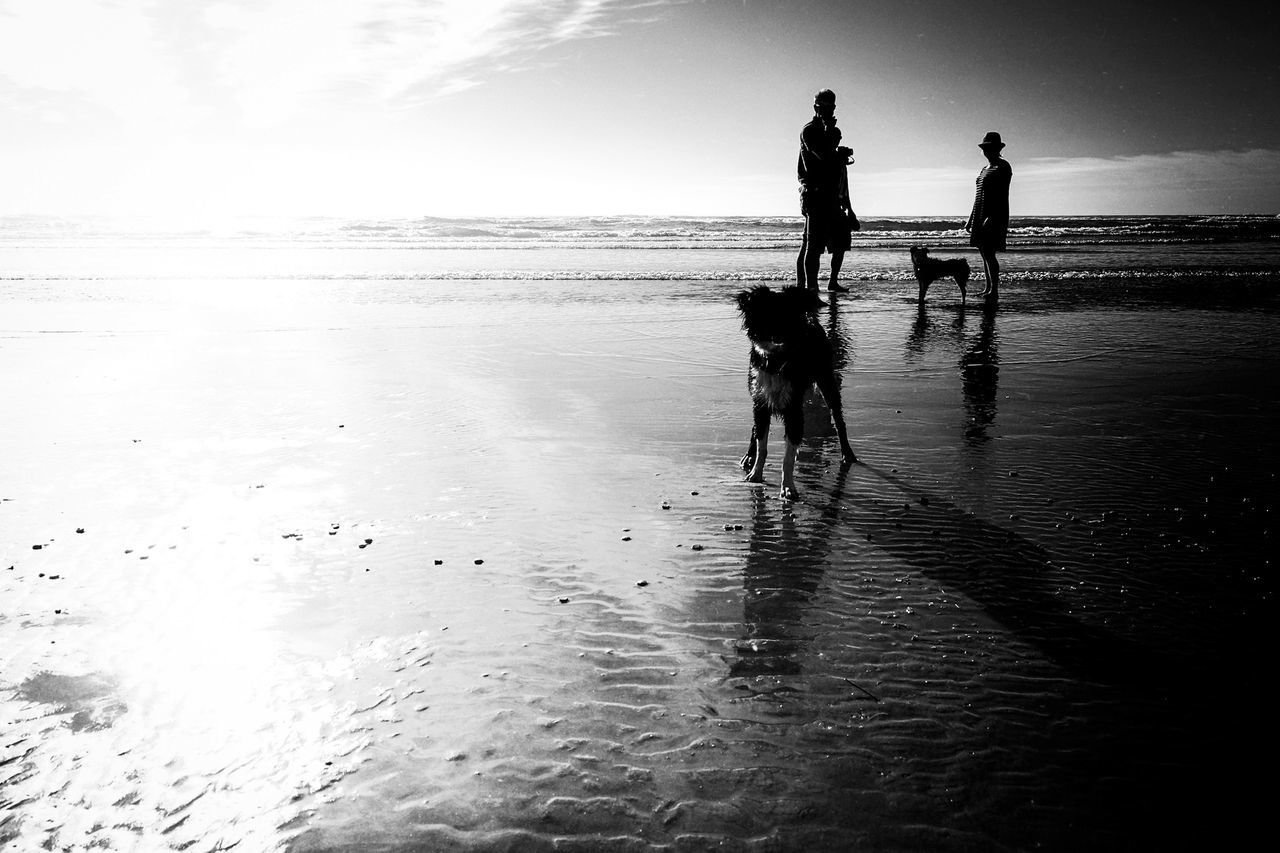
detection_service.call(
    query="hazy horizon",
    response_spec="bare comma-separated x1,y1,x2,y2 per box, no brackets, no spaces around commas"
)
3,211,1277,225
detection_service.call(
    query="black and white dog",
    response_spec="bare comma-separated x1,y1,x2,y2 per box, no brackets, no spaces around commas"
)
910,245,970,304
736,285,856,500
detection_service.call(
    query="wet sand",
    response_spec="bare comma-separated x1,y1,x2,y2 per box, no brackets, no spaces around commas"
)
1,276,1275,851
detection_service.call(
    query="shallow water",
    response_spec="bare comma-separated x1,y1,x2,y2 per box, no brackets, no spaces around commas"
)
1,275,1275,851
3,217,1279,283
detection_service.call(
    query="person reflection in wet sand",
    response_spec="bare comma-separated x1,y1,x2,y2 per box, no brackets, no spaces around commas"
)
801,295,852,441
964,131,1012,307
824,295,850,374
959,307,999,444
903,303,999,444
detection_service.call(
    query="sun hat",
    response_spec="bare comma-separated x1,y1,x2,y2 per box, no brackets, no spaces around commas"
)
979,131,1005,149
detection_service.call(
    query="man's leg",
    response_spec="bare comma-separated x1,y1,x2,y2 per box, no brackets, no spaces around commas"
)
803,211,826,291
797,225,808,287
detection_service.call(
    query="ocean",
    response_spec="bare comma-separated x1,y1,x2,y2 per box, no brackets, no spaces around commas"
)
2,213,1278,284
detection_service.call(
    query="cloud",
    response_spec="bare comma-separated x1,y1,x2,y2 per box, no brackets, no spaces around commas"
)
1019,148,1280,183
1015,149,1280,213
349,0,624,102
843,149,1280,215
0,0,657,131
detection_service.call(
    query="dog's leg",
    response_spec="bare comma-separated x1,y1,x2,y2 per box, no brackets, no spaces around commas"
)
780,407,805,500
743,404,770,483
815,371,858,466
911,261,927,304
739,424,758,473
830,410,857,467
780,439,800,501
956,260,970,302
911,249,931,305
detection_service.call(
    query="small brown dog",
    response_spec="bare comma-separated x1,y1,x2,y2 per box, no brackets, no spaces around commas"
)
910,246,970,304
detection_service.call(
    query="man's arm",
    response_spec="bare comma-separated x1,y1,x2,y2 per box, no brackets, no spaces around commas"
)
800,122,851,164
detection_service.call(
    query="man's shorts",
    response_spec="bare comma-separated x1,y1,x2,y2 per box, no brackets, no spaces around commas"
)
801,189,847,254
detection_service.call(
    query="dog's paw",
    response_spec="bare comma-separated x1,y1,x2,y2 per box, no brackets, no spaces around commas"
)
779,483,800,501
739,452,755,472
744,471,765,484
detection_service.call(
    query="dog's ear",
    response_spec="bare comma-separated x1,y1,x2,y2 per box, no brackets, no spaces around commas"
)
737,285,773,315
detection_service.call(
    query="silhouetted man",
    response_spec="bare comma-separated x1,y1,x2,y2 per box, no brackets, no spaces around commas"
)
797,89,854,295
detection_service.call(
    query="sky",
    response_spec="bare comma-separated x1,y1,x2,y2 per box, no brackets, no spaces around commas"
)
1,0,1277,218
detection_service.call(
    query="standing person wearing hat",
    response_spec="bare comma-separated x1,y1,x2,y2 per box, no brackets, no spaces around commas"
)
796,89,855,296
965,131,1012,305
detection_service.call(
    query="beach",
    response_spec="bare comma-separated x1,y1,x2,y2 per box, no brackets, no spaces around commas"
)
2,220,1277,851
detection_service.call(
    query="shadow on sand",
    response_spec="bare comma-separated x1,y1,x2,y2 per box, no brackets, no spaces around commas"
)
848,462,1182,685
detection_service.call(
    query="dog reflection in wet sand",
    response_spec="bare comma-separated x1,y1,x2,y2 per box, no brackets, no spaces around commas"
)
736,285,856,500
